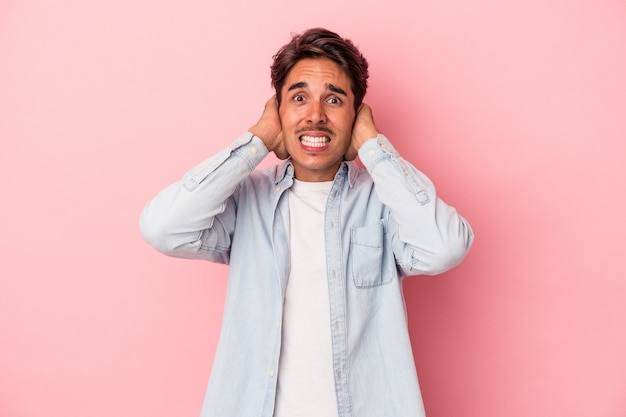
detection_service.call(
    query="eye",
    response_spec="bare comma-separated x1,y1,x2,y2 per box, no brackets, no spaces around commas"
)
293,94,305,102
327,96,342,105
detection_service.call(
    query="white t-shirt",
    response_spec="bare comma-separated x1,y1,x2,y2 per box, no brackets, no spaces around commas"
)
273,179,339,417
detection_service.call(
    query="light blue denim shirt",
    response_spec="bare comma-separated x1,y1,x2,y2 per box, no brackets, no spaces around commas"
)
140,132,474,417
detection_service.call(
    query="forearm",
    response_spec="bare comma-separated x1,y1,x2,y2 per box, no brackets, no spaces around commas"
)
358,135,474,275
139,132,269,258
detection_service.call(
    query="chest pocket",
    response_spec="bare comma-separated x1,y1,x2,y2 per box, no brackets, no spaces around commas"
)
350,222,395,288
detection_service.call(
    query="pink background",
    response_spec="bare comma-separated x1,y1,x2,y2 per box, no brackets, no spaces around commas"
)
1,0,625,416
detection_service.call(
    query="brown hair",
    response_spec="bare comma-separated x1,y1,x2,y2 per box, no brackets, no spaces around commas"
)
271,28,369,111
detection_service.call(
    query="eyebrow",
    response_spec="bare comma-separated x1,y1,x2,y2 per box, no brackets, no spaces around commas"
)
287,81,348,96
327,83,347,96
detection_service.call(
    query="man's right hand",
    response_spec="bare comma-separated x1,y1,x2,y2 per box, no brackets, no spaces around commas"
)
249,96,289,160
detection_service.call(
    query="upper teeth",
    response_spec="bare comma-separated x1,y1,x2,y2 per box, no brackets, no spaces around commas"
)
301,135,329,147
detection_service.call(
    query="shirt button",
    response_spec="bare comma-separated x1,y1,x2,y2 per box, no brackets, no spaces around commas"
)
269,371,275,377
250,146,258,154
275,322,281,329
368,150,375,156
275,186,281,193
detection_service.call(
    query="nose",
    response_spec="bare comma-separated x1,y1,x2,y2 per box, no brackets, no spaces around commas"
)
306,101,327,124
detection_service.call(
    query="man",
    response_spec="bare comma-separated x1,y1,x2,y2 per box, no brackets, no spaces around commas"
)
140,28,473,417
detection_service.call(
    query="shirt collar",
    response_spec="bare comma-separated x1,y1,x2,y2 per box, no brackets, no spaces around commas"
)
273,159,360,188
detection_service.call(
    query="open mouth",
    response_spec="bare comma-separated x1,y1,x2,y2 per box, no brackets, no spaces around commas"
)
299,135,331,149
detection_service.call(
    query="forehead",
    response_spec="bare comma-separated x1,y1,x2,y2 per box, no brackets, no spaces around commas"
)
283,58,352,92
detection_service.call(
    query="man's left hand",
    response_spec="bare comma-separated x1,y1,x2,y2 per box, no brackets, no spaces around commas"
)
345,103,379,161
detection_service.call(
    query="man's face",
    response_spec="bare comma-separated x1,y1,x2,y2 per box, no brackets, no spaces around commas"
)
279,58,356,182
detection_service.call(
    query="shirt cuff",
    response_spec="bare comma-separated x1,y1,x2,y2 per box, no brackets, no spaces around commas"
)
357,134,399,170
182,132,268,191
232,132,270,166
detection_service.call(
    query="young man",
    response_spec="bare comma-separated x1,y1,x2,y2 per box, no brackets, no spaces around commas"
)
140,28,474,417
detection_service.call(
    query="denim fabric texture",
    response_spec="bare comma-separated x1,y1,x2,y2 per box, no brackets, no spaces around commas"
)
140,132,474,417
